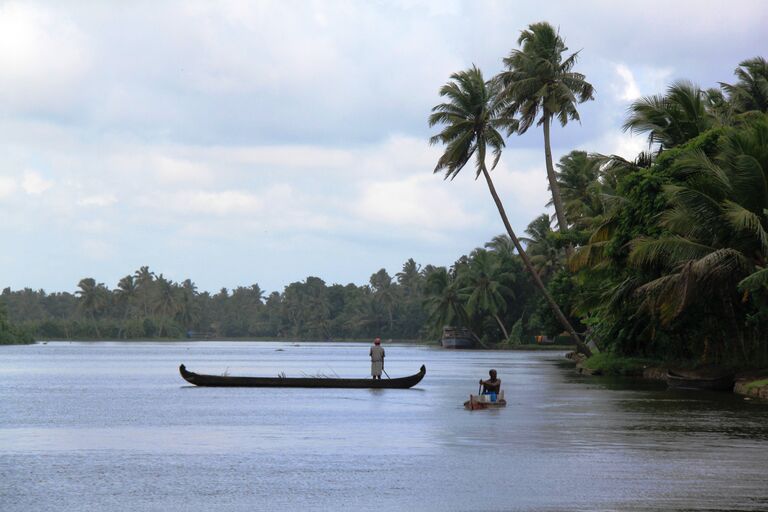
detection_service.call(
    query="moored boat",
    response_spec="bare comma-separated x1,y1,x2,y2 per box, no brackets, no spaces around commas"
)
440,327,476,349
179,364,426,389
666,369,735,391
464,391,507,410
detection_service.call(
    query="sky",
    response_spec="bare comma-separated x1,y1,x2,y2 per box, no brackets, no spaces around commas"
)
1,0,766,294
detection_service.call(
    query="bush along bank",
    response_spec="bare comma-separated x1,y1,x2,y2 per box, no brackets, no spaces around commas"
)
568,351,768,400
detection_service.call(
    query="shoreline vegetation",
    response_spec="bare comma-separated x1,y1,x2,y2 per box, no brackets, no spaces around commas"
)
2,22,767,390
426,27,768,375
567,352,768,400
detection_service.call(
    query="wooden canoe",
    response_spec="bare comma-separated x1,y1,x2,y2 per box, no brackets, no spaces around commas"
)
464,393,507,410
179,364,426,389
666,369,735,391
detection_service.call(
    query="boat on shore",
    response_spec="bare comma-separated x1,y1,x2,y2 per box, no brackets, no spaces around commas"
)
179,364,426,389
464,391,507,410
666,369,735,391
440,327,476,349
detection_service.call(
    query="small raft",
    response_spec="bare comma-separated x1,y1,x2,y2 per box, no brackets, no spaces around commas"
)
464,391,507,410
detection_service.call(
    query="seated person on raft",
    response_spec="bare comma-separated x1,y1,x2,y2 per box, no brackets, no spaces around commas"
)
480,369,501,399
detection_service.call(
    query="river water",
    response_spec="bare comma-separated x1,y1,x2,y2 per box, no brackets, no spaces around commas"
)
1,341,767,511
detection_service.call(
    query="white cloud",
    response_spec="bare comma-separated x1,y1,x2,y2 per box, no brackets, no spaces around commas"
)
81,239,115,261
614,64,641,101
353,174,482,235
77,194,117,207
150,190,264,216
0,176,17,198
579,131,648,161
0,0,765,292
21,171,53,195
153,156,214,185
0,2,91,112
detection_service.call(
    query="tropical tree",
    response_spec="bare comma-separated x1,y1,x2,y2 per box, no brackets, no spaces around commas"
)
429,65,590,355
76,278,108,337
498,21,595,232
460,249,515,339
370,269,397,332
176,279,200,332
485,234,516,259
521,214,562,279
396,258,423,297
554,150,603,229
720,57,768,114
623,80,714,150
153,274,178,337
114,275,137,338
134,266,155,317
625,114,768,361
423,267,467,335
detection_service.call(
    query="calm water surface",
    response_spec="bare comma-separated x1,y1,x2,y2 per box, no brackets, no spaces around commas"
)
1,341,767,511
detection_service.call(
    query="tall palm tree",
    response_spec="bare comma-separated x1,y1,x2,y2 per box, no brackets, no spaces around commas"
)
76,278,108,337
460,249,515,339
396,258,423,297
114,275,137,338
134,266,155,317
623,80,713,150
429,65,590,355
424,267,467,334
521,214,562,279
720,57,768,114
370,269,397,331
153,274,178,337
485,234,516,259
498,22,595,232
554,150,603,229
177,279,200,332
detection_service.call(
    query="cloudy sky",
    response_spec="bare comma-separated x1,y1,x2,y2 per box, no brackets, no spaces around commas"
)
1,0,766,294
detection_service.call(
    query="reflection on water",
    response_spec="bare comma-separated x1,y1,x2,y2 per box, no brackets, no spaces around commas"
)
1,341,767,511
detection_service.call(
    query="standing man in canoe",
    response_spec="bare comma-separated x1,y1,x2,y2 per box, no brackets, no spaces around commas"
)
370,337,385,379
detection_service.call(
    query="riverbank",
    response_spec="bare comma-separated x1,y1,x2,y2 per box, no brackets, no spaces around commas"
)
567,351,768,400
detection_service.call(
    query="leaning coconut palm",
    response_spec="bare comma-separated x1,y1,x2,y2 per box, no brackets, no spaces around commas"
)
429,65,590,355
720,56,768,114
498,22,595,232
623,80,714,150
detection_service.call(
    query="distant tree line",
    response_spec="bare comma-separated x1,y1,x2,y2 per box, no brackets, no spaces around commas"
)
1,243,566,344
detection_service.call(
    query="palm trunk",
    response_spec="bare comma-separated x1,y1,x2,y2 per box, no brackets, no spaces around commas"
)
480,164,591,357
494,314,509,340
117,306,130,339
542,115,568,233
90,312,101,338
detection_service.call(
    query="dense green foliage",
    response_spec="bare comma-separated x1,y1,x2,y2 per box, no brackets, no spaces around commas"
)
2,251,565,343
566,58,768,366
0,303,33,344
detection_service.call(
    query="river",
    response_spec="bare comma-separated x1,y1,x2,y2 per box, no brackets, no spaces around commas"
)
1,341,767,511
